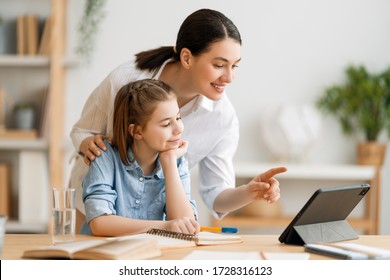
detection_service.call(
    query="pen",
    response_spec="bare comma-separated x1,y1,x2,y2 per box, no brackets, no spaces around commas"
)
200,226,238,233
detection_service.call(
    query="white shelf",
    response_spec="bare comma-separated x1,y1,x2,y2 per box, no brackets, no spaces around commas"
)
0,139,48,150
0,55,50,67
6,220,47,233
0,55,78,68
234,161,376,181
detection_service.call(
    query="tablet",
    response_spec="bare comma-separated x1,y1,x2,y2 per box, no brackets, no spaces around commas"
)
278,184,370,245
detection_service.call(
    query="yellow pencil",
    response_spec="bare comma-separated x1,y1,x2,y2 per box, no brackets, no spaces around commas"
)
200,226,238,233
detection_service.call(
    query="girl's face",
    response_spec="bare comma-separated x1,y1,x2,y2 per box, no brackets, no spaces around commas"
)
189,38,241,100
139,98,184,152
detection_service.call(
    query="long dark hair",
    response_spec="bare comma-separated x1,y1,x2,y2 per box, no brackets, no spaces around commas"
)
135,9,242,71
113,79,176,165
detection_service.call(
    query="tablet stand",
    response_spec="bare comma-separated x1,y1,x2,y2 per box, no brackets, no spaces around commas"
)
284,220,359,245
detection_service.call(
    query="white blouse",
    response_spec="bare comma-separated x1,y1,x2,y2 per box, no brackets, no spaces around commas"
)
69,59,239,219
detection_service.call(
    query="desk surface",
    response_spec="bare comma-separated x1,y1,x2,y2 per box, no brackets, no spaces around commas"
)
3,234,390,260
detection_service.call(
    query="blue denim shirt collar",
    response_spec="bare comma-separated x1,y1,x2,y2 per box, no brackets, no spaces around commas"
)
124,148,164,179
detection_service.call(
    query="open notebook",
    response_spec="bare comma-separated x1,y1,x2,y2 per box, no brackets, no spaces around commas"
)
115,228,243,249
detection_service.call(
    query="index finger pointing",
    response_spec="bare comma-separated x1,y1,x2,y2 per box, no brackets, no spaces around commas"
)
259,167,288,182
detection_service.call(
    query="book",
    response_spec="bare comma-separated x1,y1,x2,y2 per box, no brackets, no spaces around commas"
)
304,243,390,260
117,228,243,249
38,16,52,55
38,86,51,138
0,164,11,216
25,14,39,55
16,14,39,56
16,15,26,55
22,237,161,260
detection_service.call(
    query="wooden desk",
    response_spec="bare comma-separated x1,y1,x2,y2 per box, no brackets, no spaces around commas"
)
3,234,390,260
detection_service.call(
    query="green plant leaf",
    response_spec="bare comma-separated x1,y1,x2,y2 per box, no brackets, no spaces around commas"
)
316,64,390,141
75,0,107,64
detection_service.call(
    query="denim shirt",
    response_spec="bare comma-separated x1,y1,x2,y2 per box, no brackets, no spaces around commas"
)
80,141,197,235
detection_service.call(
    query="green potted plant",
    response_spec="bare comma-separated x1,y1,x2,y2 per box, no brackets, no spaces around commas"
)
316,64,390,166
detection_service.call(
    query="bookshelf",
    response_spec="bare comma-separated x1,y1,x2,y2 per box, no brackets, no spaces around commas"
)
212,162,380,234
0,0,67,233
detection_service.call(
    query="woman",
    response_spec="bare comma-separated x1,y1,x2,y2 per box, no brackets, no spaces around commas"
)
81,79,198,236
70,8,287,229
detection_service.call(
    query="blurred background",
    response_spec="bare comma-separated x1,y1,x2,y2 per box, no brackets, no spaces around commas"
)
1,0,389,234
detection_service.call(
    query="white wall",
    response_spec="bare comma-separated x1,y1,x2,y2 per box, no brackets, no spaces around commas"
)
64,0,390,234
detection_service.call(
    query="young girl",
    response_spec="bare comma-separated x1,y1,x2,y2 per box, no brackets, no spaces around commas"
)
72,8,287,230
80,79,199,236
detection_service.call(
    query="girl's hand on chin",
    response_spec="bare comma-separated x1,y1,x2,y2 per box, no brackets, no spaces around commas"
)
160,140,189,160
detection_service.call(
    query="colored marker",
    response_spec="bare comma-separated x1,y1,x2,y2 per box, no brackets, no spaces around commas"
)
200,226,238,233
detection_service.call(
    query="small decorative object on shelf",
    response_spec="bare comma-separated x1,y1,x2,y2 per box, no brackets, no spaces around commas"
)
13,102,35,130
261,103,322,163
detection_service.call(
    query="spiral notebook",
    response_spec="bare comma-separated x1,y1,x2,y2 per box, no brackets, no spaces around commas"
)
116,228,243,249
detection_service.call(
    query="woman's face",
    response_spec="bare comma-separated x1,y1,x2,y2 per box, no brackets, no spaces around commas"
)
140,98,184,152
189,38,241,100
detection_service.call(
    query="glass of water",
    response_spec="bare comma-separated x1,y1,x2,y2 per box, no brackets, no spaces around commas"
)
0,215,7,258
52,188,76,244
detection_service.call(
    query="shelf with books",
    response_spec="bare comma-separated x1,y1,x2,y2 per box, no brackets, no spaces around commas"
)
0,0,67,233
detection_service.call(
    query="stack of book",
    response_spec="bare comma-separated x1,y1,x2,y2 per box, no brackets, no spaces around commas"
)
16,14,52,56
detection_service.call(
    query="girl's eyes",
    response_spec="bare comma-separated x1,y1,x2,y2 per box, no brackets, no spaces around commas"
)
162,117,181,127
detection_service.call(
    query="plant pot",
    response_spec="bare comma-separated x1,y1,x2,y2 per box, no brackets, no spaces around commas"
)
13,105,35,130
357,142,387,166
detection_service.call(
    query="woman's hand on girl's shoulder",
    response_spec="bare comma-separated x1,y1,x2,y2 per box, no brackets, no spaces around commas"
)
82,134,113,165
